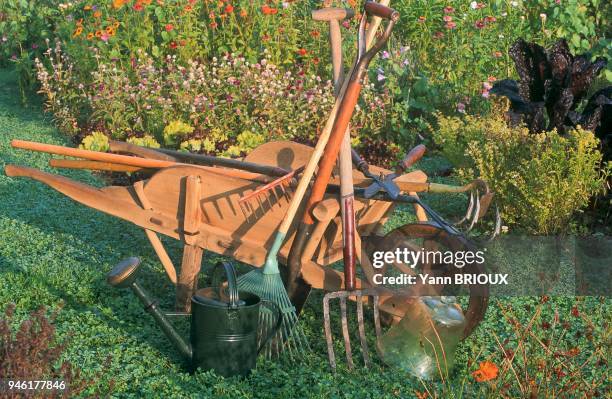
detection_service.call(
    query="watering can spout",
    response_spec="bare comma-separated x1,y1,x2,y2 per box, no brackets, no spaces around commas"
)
106,257,193,362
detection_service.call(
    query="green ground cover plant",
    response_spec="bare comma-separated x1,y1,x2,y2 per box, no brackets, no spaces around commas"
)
0,68,609,398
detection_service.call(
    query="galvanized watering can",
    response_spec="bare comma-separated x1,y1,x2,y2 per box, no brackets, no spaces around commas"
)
107,258,281,377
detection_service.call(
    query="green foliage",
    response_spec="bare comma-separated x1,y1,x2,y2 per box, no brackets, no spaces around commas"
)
79,131,110,152
0,70,608,397
127,134,160,148
163,120,194,146
433,109,609,234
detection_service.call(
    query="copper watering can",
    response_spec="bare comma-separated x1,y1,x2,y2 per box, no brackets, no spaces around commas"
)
107,258,281,377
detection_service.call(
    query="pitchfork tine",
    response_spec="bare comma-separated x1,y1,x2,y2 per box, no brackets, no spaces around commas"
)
323,294,336,371
340,297,354,369
356,293,370,368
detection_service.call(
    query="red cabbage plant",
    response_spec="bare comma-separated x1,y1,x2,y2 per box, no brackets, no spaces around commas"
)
491,39,610,160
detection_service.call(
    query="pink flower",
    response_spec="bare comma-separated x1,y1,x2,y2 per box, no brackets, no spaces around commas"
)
474,20,485,29
456,102,466,113
100,32,110,42
433,31,444,38
445,21,456,29
342,20,350,29
488,76,497,83
483,82,493,90
444,6,455,13
485,15,497,23
165,24,174,32
481,89,490,98
443,15,453,22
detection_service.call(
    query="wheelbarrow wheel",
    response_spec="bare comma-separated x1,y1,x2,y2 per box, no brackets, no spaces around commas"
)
361,223,489,339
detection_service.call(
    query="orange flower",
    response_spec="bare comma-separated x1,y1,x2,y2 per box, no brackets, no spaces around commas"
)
133,3,144,11
141,0,152,4
239,8,247,17
93,10,102,18
106,26,115,35
95,30,103,37
415,391,429,399
73,26,84,37
297,48,307,56
261,5,277,15
76,18,84,26
84,5,92,10
310,30,320,38
113,21,120,28
224,4,234,13
185,4,193,11
87,32,94,39
210,21,218,29
165,24,173,31
472,361,499,382
113,0,127,9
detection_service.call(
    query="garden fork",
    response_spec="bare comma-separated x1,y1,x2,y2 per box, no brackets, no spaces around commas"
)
312,0,399,371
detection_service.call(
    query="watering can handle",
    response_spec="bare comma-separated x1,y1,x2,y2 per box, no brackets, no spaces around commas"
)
257,300,283,355
213,261,241,308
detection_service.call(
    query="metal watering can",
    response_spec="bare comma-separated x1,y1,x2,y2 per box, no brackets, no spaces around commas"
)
107,258,281,377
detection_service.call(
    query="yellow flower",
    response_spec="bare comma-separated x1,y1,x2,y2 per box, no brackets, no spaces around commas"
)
113,21,120,28
87,32,94,39
73,26,84,37
95,30,103,37
84,5,92,10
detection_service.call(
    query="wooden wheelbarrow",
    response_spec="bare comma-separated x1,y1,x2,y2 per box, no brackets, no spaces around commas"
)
5,136,495,337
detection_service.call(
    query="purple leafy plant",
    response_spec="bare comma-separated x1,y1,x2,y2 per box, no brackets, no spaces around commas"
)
491,39,610,159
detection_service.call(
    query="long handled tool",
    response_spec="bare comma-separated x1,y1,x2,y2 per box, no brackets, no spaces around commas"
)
313,5,358,291
237,1,398,359
303,2,400,370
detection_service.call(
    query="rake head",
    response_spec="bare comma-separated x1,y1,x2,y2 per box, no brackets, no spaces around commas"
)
238,168,302,221
455,185,502,242
322,288,383,371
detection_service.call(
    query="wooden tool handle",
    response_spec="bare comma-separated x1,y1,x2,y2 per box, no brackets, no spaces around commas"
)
311,7,354,21
276,0,391,236
11,139,271,182
109,140,177,162
396,144,426,174
364,1,399,20
12,139,173,168
49,159,145,173
303,81,362,225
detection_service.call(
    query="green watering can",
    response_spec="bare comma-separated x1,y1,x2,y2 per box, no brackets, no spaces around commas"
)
107,258,281,377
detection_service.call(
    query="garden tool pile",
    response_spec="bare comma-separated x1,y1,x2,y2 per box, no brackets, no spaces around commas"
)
4,0,499,375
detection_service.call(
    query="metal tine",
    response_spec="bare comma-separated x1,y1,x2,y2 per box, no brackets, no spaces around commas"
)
356,292,370,368
484,206,502,242
339,296,354,369
466,189,481,233
323,293,336,371
457,191,476,226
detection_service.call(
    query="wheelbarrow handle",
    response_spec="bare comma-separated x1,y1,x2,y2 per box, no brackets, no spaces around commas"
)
396,144,426,174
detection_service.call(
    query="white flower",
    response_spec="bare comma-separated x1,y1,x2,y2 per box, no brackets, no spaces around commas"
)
511,1,518,6
539,13,547,20
470,1,478,9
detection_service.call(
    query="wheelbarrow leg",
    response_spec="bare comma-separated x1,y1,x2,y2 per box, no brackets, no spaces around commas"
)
175,244,204,312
